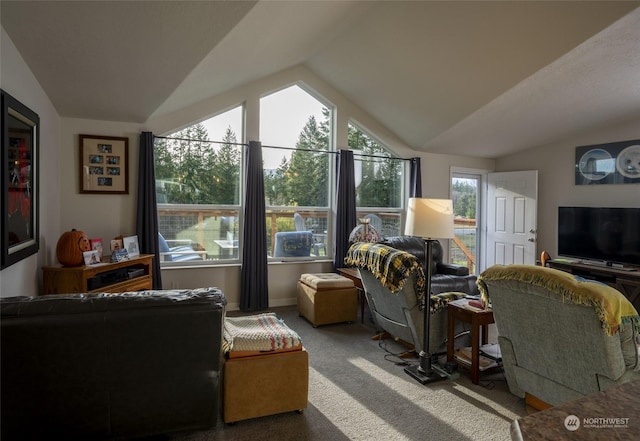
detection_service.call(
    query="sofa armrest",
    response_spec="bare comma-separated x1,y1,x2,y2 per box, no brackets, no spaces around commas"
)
437,262,469,276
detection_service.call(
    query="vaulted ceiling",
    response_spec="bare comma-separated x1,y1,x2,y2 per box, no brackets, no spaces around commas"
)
2,1,639,158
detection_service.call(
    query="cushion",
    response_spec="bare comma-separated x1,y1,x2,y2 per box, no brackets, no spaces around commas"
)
274,231,313,257
299,273,354,290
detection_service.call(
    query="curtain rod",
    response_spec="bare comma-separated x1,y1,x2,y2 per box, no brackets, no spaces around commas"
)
262,143,412,162
154,135,248,147
155,136,415,162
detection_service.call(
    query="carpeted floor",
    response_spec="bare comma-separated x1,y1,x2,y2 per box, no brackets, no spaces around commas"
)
163,305,526,441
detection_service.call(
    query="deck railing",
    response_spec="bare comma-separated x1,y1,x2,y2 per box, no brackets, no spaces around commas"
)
158,205,474,268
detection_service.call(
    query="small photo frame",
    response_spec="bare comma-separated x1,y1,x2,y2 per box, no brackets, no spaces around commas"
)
123,235,140,258
83,249,102,265
111,238,123,252
111,248,129,262
79,134,128,194
90,238,103,257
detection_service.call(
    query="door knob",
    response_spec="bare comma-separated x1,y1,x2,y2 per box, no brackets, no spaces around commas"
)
528,238,536,242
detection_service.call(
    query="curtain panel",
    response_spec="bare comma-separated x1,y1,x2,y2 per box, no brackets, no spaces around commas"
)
334,149,357,270
136,131,162,289
409,157,423,198
240,141,269,311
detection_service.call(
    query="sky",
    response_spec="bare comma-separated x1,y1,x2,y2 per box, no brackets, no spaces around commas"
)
202,85,327,169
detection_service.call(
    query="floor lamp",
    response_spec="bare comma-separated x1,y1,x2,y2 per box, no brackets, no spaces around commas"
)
404,198,455,384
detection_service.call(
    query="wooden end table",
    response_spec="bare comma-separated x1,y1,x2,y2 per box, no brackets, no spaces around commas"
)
446,300,495,384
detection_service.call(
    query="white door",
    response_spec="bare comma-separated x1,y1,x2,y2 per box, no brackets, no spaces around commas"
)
485,170,538,268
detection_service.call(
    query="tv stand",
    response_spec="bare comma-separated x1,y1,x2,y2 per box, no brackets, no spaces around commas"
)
547,260,640,310
43,254,154,294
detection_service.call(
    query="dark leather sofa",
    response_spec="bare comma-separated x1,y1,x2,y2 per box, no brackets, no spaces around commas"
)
379,236,479,295
1,288,226,440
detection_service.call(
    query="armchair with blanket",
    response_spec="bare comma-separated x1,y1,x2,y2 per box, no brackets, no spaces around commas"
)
478,264,640,408
345,242,470,355
379,235,479,296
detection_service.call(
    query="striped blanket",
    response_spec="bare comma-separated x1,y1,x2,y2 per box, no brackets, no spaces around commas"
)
345,242,426,307
223,312,303,354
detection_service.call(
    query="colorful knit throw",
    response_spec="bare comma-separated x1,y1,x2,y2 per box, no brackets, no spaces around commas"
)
223,313,303,354
478,264,640,336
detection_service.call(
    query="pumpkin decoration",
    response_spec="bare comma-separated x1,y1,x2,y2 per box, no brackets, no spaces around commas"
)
56,229,91,266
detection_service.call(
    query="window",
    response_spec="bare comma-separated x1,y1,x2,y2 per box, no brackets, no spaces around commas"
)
155,106,243,264
260,85,332,259
451,173,479,274
348,123,404,237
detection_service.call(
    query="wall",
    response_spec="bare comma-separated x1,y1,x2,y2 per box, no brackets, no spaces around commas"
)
0,27,61,297
496,119,640,260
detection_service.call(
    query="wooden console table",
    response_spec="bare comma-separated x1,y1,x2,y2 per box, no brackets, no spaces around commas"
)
43,254,154,294
547,260,640,310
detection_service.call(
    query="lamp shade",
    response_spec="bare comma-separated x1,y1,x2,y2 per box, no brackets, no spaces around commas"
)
405,198,454,239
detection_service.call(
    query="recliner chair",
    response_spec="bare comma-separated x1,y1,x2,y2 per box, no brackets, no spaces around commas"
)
479,264,640,407
379,235,479,295
345,242,470,354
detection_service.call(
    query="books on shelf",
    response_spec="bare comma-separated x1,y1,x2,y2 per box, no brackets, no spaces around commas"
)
454,346,501,371
449,298,491,311
479,343,502,361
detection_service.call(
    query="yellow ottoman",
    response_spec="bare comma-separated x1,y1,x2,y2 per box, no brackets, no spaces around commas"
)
297,273,357,327
223,313,308,424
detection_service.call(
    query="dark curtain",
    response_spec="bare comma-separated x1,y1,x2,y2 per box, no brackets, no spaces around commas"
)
136,131,162,289
240,141,269,311
334,149,357,270
409,157,422,198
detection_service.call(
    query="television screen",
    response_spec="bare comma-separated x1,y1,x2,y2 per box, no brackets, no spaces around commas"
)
558,207,640,266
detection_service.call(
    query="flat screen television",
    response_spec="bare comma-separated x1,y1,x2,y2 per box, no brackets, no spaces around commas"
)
558,207,640,267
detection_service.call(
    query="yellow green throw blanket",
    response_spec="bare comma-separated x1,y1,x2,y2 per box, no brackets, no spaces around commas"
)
478,264,640,336
345,242,426,308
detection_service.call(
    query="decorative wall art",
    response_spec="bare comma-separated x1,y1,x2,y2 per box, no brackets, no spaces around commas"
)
79,134,129,194
575,139,640,185
1,90,40,269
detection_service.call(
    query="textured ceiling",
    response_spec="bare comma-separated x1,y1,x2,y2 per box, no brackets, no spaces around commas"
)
2,1,639,158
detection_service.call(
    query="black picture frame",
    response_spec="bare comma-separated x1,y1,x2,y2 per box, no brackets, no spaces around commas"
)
575,139,640,185
1,90,40,269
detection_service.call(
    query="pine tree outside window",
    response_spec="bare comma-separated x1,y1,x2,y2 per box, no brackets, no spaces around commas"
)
349,122,404,238
261,85,332,259
154,107,243,264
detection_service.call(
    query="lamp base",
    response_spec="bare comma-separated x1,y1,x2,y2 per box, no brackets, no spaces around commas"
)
404,364,448,384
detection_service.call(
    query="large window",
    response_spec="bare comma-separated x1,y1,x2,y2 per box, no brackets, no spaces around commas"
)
155,107,243,264
154,86,414,266
261,85,332,259
348,123,404,238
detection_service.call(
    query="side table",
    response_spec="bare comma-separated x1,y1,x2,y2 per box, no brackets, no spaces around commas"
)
447,300,495,384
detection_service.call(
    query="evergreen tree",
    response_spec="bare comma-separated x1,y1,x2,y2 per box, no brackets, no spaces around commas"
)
211,127,241,204
265,157,290,206
348,124,398,208
287,115,329,206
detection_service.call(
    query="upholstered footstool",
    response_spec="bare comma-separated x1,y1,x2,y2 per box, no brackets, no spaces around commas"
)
297,273,358,327
223,313,308,424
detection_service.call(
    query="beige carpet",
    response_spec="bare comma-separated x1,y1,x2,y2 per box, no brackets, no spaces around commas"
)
164,305,525,441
